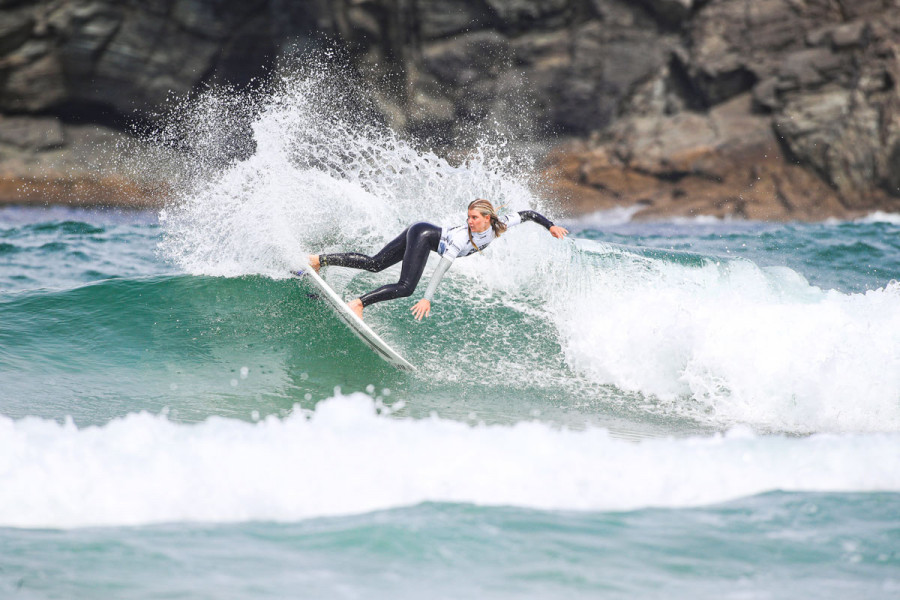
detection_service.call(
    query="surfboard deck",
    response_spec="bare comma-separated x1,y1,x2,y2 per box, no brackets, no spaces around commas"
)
294,266,416,372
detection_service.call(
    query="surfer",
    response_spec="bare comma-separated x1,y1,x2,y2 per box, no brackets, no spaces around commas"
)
308,199,568,321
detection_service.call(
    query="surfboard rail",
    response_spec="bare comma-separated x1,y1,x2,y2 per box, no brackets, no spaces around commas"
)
294,267,416,371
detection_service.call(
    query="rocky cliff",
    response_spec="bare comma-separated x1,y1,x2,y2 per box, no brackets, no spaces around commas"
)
1,0,899,218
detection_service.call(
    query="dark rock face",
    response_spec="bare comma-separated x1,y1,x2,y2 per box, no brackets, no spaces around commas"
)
0,0,676,133
0,0,323,116
0,0,899,218
772,13,900,204
544,0,900,218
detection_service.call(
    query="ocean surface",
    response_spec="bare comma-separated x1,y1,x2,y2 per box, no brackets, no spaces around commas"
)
2,70,900,598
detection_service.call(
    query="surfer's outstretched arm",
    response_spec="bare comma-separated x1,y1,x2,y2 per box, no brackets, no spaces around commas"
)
518,210,568,239
411,256,453,320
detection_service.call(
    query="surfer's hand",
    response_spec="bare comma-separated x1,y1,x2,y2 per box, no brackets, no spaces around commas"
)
549,225,568,239
411,299,431,320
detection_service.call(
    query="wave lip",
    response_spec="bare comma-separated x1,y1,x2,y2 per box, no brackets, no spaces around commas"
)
1,394,898,529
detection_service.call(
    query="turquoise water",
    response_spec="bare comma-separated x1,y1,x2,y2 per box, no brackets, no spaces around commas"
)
1,206,898,598
2,72,900,597
2,495,897,599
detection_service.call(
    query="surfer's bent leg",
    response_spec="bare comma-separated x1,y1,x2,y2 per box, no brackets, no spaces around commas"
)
359,222,440,307
319,228,410,272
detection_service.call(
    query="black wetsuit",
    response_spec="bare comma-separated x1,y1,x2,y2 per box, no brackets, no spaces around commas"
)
319,210,554,307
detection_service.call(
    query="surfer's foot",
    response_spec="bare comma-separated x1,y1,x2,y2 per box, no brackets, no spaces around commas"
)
308,254,321,273
348,298,364,320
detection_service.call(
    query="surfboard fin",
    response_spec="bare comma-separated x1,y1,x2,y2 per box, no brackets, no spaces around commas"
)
292,269,321,298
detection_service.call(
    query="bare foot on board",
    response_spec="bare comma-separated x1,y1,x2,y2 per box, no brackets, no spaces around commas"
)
308,254,321,273
347,298,364,320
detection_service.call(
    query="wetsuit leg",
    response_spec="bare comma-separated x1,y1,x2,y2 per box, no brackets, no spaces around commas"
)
359,222,441,307
319,228,410,272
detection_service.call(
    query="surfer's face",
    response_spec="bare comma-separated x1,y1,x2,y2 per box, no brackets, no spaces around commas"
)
467,209,491,233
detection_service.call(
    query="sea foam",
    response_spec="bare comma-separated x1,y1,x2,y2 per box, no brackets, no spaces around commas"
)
1,394,898,529
547,241,900,434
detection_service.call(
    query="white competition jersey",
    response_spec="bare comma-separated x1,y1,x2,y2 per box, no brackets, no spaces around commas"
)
438,212,522,260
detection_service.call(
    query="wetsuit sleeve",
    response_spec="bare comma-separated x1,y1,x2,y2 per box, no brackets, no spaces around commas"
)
517,210,555,230
502,212,523,228
422,256,453,302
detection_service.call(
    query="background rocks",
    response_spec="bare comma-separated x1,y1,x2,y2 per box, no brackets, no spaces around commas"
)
0,0,898,218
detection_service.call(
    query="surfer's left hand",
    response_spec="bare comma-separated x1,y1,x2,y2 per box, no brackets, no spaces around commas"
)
411,299,431,321
550,225,568,239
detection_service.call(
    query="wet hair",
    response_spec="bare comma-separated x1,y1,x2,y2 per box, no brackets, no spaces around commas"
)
467,199,507,252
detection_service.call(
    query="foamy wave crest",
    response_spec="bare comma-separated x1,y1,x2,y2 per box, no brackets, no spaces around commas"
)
1,394,898,529
155,61,542,279
856,211,900,225
552,241,900,433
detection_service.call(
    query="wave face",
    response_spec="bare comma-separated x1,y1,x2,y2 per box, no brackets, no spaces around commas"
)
2,393,898,529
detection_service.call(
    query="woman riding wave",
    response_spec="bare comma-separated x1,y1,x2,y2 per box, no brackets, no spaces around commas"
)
307,199,568,320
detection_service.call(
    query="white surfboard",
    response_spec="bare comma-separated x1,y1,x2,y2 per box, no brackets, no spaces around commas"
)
295,266,416,371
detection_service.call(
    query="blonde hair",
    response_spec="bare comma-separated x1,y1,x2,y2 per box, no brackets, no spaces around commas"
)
467,199,507,253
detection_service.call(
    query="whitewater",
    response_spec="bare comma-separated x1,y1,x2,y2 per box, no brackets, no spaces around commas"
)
1,393,899,530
